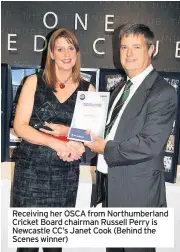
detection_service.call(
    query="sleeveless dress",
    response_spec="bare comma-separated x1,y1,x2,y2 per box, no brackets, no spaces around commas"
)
12,73,90,207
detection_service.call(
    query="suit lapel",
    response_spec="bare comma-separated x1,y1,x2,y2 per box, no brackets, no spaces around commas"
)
114,70,159,136
108,80,126,114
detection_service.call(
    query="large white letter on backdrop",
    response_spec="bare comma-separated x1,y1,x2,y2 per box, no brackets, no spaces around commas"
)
34,35,47,52
153,41,159,57
93,38,105,55
105,15,114,32
8,34,17,51
175,42,180,58
75,13,88,30
43,12,58,29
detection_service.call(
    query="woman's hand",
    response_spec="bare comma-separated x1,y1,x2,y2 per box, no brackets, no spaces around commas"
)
68,141,85,159
39,122,69,137
57,143,74,162
47,139,72,162
57,141,85,162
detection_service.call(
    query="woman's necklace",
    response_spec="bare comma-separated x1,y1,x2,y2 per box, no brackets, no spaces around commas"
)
57,74,72,89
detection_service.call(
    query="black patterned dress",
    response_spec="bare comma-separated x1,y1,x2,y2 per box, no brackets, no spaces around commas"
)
12,73,90,207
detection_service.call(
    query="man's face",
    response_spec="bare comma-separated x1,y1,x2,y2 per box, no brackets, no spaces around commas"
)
120,34,154,78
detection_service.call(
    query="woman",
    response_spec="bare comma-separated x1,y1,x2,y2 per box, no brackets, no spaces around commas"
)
12,28,95,252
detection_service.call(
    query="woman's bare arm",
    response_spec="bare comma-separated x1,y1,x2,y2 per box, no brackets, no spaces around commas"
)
13,75,70,153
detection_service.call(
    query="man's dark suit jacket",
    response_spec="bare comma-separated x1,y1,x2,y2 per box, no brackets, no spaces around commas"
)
98,69,177,208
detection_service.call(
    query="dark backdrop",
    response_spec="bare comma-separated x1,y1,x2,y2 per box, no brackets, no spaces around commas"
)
1,1,180,164
1,1,180,71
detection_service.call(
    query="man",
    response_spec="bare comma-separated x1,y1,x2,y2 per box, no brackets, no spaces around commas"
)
85,24,177,252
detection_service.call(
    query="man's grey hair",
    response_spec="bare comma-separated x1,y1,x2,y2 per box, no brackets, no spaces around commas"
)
119,23,155,48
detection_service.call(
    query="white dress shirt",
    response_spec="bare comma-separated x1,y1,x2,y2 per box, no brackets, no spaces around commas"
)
97,64,154,173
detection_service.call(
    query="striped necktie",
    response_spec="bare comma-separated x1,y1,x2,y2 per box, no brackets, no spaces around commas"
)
105,79,133,137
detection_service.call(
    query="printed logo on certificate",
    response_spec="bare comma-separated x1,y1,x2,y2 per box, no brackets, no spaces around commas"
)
68,91,110,142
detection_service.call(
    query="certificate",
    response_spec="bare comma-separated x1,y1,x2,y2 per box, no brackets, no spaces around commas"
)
68,91,110,142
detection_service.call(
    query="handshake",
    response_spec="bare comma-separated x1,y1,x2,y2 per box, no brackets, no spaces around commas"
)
39,122,86,162
57,141,85,162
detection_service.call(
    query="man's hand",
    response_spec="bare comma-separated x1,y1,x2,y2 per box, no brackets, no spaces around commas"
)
84,133,107,154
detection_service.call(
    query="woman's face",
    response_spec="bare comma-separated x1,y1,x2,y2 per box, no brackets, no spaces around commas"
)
50,37,77,72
